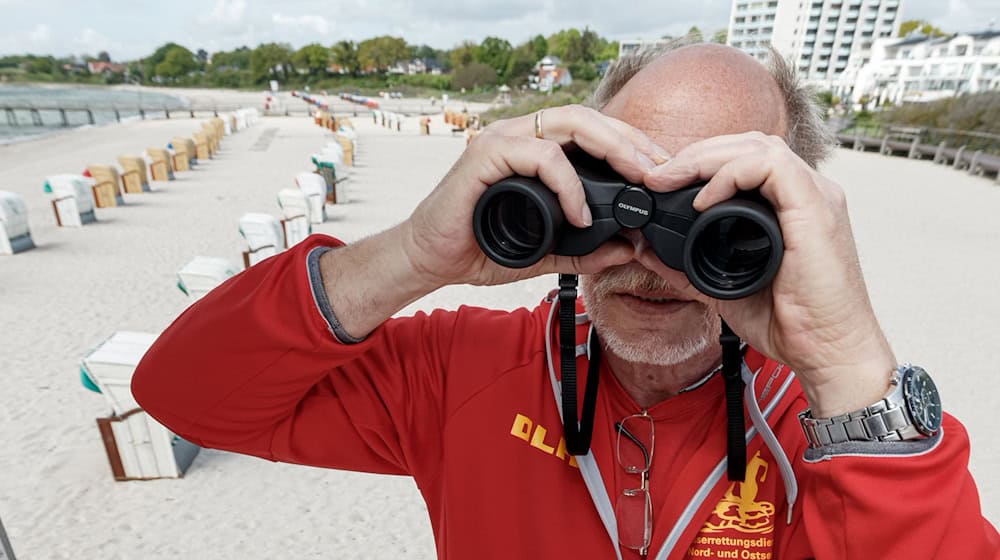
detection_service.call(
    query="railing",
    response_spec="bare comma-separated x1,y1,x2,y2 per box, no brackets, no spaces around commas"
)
841,122,1000,154
0,102,253,128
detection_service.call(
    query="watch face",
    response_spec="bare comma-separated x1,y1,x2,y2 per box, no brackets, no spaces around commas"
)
903,366,943,435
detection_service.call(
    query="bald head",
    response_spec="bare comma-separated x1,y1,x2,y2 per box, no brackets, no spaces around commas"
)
601,44,789,155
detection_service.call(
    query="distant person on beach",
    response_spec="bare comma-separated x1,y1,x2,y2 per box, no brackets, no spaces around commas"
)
134,43,999,559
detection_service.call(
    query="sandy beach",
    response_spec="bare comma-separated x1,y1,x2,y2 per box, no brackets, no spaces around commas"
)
0,104,998,558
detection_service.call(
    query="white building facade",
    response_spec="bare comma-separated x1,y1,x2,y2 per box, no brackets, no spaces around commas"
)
727,0,902,95
853,31,1000,104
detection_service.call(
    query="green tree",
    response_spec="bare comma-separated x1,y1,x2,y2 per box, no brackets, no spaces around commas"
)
357,36,408,72
548,28,583,61
97,51,111,63
531,34,548,61
597,40,619,61
154,45,197,80
250,42,294,82
143,42,187,77
452,61,498,90
331,40,360,75
687,26,703,42
503,43,538,84
712,29,728,44
449,41,478,69
899,19,947,38
579,28,600,62
477,36,512,75
211,46,252,70
293,43,330,76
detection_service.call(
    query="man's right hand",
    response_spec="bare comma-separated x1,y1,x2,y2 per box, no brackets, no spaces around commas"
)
402,104,668,289
319,105,667,339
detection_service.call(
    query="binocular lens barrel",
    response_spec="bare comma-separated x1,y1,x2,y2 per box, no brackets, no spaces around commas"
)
684,200,783,299
473,178,562,268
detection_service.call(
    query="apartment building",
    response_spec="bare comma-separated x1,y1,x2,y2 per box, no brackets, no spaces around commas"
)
853,31,1000,104
727,0,903,94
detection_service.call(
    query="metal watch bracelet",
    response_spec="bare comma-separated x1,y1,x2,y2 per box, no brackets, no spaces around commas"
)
799,387,923,448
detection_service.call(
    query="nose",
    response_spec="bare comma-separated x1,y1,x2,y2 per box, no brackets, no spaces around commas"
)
620,228,647,258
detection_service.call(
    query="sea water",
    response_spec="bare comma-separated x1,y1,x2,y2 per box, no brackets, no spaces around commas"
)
0,85,189,143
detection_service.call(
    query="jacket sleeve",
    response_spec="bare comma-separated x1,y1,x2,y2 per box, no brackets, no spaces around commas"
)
131,234,458,478
798,413,1000,558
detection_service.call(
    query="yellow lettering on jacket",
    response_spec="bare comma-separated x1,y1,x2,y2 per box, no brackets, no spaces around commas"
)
509,413,578,469
510,414,532,442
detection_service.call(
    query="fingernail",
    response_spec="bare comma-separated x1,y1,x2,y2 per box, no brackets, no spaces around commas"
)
581,204,593,227
651,145,672,165
637,152,655,171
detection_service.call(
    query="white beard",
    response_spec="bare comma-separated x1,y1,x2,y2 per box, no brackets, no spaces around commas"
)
580,268,718,367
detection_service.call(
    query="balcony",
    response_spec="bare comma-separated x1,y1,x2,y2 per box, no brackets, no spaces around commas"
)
805,34,817,43
810,8,822,16
820,48,833,56
862,24,875,32
843,24,856,32
801,47,814,56
828,10,841,17
885,0,898,7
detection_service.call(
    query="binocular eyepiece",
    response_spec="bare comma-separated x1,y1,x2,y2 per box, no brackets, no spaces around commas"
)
473,151,783,300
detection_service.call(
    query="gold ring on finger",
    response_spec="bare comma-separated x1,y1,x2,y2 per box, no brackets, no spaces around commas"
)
534,110,544,139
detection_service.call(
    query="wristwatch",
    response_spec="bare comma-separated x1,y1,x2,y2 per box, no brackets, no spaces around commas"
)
799,364,943,448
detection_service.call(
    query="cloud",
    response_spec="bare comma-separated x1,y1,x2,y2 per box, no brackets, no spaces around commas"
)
200,0,248,25
271,13,332,36
28,23,51,43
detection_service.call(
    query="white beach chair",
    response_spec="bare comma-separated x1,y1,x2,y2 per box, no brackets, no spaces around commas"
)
295,172,329,222
80,331,200,481
0,191,35,255
176,256,240,300
44,175,97,227
276,189,312,247
239,213,283,268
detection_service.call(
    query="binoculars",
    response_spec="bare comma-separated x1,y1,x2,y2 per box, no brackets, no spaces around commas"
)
472,151,784,300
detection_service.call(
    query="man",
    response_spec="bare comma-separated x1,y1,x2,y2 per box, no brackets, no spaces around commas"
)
133,44,999,558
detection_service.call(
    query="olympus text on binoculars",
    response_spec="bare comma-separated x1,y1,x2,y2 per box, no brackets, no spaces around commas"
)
472,151,784,300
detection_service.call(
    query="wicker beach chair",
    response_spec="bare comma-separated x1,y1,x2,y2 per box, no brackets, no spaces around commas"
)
176,256,239,300
0,191,35,255
239,213,284,268
294,171,328,222
86,165,124,207
117,156,151,193
44,175,98,227
81,331,199,481
276,188,312,247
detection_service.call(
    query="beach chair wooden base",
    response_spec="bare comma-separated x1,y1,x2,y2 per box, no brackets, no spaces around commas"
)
91,182,121,208
150,161,173,182
51,197,97,227
96,408,200,481
121,170,147,194
173,154,190,172
281,215,310,248
242,245,278,269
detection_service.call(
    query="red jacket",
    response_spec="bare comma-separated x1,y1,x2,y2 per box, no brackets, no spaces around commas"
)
133,235,999,559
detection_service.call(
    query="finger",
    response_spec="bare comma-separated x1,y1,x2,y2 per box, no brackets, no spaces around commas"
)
535,238,635,275
644,132,776,191
693,151,823,214
601,117,672,165
489,105,656,183
477,135,591,228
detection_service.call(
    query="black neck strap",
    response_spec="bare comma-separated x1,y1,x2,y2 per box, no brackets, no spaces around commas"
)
721,319,746,481
559,274,601,456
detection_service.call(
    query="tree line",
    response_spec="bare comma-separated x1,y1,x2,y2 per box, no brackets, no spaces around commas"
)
0,29,623,92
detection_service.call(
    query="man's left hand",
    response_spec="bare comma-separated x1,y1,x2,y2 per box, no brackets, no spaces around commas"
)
643,132,896,417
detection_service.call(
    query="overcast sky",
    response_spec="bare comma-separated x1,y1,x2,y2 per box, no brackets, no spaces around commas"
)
1,0,997,60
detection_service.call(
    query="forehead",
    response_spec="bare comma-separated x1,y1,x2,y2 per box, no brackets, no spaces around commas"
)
601,46,787,155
